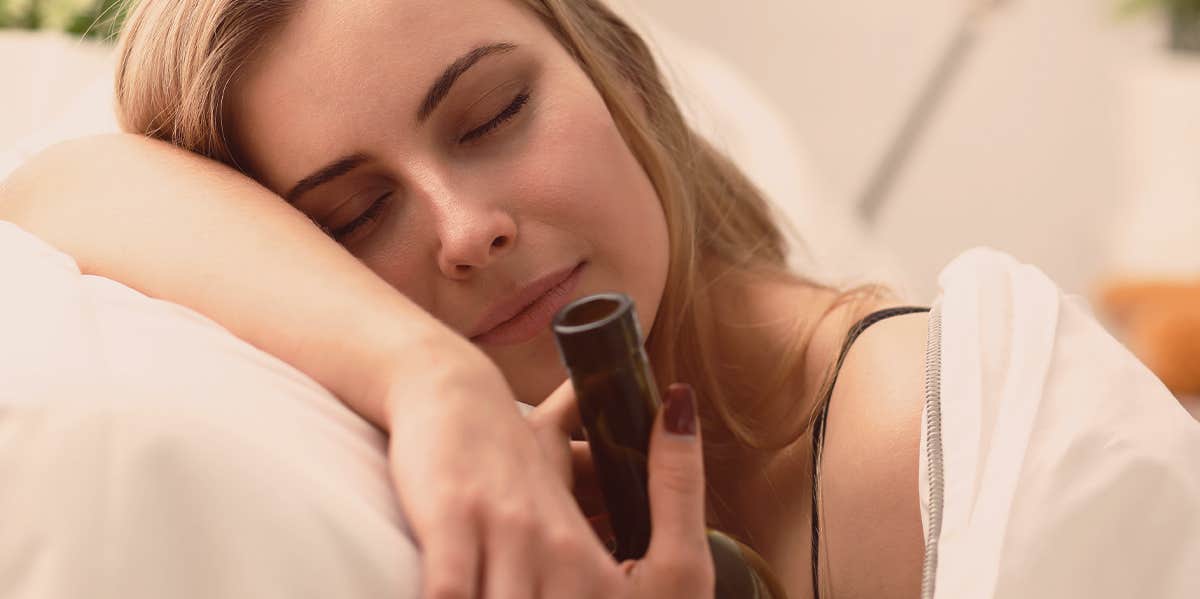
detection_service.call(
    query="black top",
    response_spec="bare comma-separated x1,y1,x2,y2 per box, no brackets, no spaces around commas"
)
810,306,932,599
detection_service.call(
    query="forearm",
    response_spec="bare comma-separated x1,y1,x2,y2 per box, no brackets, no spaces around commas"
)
0,134,485,428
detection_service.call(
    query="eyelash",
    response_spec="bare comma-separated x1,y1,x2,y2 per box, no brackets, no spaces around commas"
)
460,90,531,143
331,192,392,242
330,91,531,243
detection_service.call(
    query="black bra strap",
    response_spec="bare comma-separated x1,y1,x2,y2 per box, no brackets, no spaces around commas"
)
810,306,932,599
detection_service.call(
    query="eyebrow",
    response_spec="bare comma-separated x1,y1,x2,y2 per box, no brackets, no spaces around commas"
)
285,153,370,204
284,41,518,204
418,42,518,123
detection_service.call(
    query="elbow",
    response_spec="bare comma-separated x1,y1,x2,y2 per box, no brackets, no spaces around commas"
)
0,135,156,263
1,134,126,221
0,133,182,233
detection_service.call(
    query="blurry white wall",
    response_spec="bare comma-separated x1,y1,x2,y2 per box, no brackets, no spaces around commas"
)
0,31,113,145
621,0,1198,303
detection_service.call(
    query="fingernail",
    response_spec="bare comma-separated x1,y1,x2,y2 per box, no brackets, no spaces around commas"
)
663,383,697,436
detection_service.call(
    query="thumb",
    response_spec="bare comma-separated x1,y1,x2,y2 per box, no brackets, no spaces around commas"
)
644,383,710,567
527,378,581,435
528,379,579,486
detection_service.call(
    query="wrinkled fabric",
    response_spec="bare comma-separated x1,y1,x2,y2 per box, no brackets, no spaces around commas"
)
0,221,419,599
920,247,1200,598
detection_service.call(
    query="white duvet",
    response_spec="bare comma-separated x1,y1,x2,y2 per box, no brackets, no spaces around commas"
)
919,248,1200,598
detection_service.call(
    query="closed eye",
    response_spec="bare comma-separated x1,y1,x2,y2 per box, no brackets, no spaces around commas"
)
330,192,393,244
460,90,531,143
323,91,531,245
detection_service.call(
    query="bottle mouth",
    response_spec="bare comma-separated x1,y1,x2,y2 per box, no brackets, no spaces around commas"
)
552,292,645,372
552,292,631,335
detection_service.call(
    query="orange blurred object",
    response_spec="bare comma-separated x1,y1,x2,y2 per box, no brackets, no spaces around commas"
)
1095,279,1200,398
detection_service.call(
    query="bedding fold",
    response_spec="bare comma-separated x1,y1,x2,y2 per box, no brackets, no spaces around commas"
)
920,247,1200,598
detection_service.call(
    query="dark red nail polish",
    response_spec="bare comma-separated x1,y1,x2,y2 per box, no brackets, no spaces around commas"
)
664,384,697,436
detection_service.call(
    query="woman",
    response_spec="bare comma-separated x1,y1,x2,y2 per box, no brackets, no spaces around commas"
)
1,0,933,597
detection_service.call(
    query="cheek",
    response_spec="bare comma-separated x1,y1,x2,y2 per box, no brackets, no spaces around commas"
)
525,90,664,232
526,93,670,321
358,232,433,305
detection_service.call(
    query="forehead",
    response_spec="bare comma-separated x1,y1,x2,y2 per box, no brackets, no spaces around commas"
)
273,0,540,73
228,0,554,186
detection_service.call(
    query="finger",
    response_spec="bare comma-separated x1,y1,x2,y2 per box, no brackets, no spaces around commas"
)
532,426,572,489
569,441,605,516
569,441,596,494
481,507,538,599
569,440,595,481
647,383,706,549
420,514,481,599
642,383,713,593
565,440,615,550
587,511,617,553
529,380,582,486
538,533,612,599
619,559,638,576
527,378,582,435
537,483,622,599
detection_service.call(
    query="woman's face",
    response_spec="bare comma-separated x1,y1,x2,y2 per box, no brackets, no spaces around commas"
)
229,0,670,404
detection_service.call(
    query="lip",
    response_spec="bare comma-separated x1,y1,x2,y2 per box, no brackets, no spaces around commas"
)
469,262,586,346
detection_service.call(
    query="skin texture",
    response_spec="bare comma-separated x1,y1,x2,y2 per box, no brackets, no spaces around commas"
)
814,310,928,599
227,0,670,406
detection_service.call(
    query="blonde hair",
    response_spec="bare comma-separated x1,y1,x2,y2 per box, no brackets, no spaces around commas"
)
115,0,894,497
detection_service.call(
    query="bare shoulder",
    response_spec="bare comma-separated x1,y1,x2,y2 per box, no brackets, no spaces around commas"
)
817,305,929,599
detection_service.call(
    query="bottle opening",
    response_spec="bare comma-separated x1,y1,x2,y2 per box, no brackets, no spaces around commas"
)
554,293,629,333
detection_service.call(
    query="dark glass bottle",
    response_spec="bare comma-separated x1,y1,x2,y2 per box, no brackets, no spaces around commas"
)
553,293,787,599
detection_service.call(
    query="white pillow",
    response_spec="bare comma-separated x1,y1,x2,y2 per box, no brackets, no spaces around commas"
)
0,221,420,598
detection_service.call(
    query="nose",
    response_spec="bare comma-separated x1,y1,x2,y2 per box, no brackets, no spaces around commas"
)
433,195,518,279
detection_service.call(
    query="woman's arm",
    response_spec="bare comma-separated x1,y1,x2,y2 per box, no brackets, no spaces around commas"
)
0,133,483,428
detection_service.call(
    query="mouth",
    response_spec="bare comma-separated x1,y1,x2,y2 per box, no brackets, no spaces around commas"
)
470,261,587,347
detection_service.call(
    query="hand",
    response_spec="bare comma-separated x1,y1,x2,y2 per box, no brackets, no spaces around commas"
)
384,347,617,599
531,380,717,598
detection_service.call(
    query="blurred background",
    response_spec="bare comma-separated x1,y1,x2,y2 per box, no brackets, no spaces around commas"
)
2,0,1197,407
